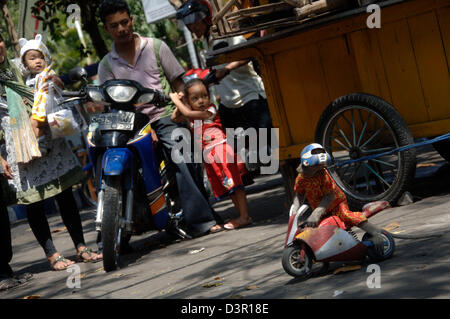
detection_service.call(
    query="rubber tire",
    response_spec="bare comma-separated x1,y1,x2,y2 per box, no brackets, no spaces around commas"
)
101,176,123,272
433,139,450,163
281,243,313,278
362,230,395,262
315,93,416,210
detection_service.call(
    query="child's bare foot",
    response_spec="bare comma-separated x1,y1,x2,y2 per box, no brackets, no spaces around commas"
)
209,224,224,234
224,216,253,230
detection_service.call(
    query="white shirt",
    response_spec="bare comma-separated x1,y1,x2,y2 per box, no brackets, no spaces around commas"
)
207,36,266,109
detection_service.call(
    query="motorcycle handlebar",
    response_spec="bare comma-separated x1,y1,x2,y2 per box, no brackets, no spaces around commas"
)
61,90,84,98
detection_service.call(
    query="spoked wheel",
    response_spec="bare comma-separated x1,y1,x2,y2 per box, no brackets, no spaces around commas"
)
315,93,416,210
362,230,395,262
101,176,124,272
282,243,314,278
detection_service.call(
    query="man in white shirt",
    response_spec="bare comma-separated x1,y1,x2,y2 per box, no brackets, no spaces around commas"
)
176,0,273,164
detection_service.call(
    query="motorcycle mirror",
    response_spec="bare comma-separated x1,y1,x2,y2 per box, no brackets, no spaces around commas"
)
68,67,88,83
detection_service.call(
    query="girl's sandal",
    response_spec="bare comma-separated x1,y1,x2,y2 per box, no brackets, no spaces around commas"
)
76,247,103,263
0,277,26,291
50,255,71,271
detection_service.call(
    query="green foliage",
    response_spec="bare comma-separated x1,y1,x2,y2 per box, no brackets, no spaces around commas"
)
127,0,190,68
0,0,20,60
3,0,193,77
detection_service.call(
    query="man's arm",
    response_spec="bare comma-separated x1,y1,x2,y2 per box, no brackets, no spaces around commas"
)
215,60,250,81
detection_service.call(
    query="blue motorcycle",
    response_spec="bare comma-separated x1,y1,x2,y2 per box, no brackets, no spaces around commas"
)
63,67,188,272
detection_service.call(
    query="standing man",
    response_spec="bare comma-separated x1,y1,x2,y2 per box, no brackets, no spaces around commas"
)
97,0,223,237
176,0,273,167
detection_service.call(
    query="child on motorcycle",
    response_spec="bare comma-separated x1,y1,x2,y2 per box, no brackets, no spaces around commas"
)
19,34,56,155
170,78,252,230
294,143,385,254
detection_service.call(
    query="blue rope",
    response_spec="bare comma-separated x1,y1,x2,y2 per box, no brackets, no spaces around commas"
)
332,133,450,168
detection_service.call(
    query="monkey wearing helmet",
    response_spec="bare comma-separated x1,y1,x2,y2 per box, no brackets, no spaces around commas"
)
294,143,386,255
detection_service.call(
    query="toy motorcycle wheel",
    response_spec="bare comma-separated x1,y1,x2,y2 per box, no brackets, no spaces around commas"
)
282,243,313,278
362,229,395,262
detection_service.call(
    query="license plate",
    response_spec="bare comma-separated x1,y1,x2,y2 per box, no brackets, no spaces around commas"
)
90,112,135,131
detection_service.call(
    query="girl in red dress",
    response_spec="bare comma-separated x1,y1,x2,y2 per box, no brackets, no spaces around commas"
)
170,79,252,230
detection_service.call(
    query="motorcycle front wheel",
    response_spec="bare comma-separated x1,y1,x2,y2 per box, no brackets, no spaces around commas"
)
101,176,124,272
282,243,313,279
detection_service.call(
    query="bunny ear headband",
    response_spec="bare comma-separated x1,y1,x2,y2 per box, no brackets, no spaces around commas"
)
19,34,52,65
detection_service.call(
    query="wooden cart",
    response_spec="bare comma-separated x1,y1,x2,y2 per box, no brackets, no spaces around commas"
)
206,0,450,208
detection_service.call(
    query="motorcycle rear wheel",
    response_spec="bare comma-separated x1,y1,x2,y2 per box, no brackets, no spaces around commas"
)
362,229,395,262
101,176,123,272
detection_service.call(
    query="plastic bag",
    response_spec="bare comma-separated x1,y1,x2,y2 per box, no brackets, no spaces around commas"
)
5,87,42,163
46,82,87,139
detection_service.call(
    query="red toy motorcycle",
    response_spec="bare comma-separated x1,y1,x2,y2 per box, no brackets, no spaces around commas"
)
282,199,395,278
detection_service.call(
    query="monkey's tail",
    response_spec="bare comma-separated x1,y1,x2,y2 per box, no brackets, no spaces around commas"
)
388,231,445,239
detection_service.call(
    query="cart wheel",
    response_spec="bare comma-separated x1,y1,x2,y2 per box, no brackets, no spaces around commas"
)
315,93,416,210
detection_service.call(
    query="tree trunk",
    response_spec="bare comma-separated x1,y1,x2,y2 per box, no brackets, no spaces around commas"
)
79,2,108,59
1,0,20,56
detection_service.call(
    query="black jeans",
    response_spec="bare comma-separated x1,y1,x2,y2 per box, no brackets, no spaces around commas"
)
219,96,273,149
26,187,86,258
0,192,13,278
151,116,221,236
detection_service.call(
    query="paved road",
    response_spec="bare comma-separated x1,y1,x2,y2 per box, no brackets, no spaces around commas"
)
2,148,450,301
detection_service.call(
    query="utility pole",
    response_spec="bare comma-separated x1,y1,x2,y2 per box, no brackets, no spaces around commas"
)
1,0,20,56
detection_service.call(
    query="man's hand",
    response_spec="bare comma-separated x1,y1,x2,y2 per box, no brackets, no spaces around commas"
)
214,68,230,82
151,129,159,145
84,101,104,113
0,156,13,179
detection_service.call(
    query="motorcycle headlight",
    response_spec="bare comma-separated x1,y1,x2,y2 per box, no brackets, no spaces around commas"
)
136,93,155,105
87,88,105,103
106,85,137,103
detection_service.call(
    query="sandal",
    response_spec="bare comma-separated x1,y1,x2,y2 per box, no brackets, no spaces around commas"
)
224,217,253,230
50,255,72,271
0,277,23,291
76,247,103,263
14,272,33,283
